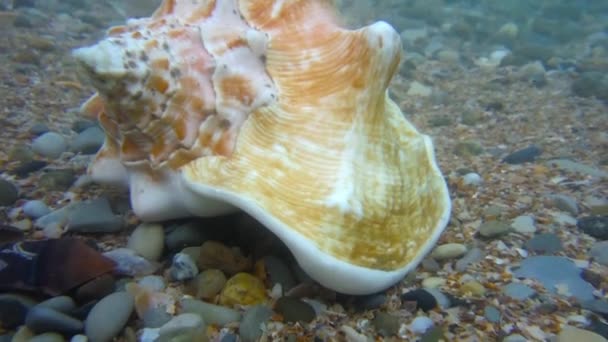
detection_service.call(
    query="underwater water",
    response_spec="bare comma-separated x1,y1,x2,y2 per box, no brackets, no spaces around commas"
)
0,0,607,341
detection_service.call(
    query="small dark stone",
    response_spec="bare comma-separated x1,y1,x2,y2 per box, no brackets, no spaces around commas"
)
220,333,238,342
401,289,438,311
0,179,18,206
371,312,400,337
13,160,47,177
502,145,542,164
274,297,316,323
25,306,84,335
581,269,604,290
0,296,32,328
577,216,608,240
353,293,386,311
524,233,563,254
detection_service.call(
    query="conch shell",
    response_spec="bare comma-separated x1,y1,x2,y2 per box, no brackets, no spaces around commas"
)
73,0,451,295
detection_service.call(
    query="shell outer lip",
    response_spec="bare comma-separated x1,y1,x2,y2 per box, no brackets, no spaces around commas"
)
181,168,451,295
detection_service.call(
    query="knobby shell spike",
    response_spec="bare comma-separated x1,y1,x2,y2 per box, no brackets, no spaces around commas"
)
73,0,451,295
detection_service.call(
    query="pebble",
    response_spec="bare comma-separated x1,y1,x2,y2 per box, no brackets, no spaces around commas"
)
85,292,134,342
422,277,446,289
29,122,49,136
13,160,47,177
502,145,542,164
503,334,528,342
586,196,608,216
39,169,75,191
524,233,563,254
548,159,608,178
70,126,104,154
577,216,608,240
25,306,83,335
164,221,207,251
66,198,123,233
274,297,316,323
72,119,97,133
138,275,166,292
478,220,511,238
455,247,484,272
36,296,76,313
0,294,36,329
353,294,386,311
23,200,51,218
75,274,116,302
169,252,199,281
410,316,434,334
127,223,164,261
407,81,432,97
221,333,238,342
219,272,266,306
260,256,296,291
103,248,159,277
0,179,18,206
198,241,251,275
557,327,607,342
29,332,66,342
179,298,241,326
431,243,467,260
590,241,608,266
188,269,226,300
462,172,482,186
421,257,441,272
32,132,67,159
513,256,595,302
460,281,486,296
157,313,205,341
549,194,579,216
511,215,536,234
371,312,400,337
239,305,273,342
502,283,537,300
484,306,501,323
141,307,172,329
401,289,450,311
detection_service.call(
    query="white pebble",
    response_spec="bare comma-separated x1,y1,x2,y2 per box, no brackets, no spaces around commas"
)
138,275,166,292
462,172,482,186
410,316,434,334
127,223,164,261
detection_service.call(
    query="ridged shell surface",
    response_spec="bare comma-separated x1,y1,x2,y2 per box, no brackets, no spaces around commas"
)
74,0,451,294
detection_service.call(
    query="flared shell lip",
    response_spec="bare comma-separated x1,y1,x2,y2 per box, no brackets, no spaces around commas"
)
181,153,451,295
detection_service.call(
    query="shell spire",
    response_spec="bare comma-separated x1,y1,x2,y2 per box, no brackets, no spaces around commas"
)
73,0,451,294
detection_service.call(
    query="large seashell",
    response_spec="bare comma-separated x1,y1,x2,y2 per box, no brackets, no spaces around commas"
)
73,0,451,295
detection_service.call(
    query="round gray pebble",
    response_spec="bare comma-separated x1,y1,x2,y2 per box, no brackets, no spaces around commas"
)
25,306,83,335
239,305,273,342
71,126,104,154
85,292,134,342
32,132,68,159
23,200,51,218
